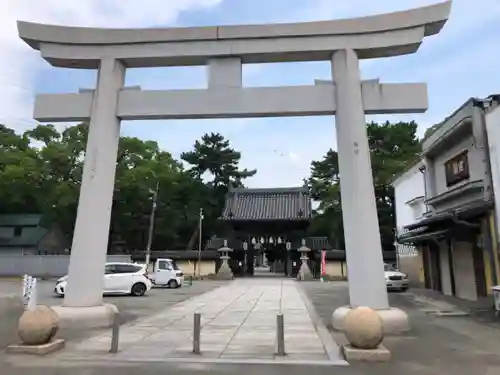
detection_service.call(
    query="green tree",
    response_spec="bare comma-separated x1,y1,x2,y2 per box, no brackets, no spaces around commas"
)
181,132,257,248
0,122,217,252
181,132,256,189
422,123,440,141
305,149,344,249
0,124,41,214
307,121,421,249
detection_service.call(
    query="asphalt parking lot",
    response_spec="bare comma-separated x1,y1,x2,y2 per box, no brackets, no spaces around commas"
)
0,279,225,349
301,281,500,375
3,279,500,375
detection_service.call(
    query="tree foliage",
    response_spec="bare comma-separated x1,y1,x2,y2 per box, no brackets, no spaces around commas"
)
181,132,257,247
181,132,256,189
422,123,440,141
0,124,254,252
306,121,421,250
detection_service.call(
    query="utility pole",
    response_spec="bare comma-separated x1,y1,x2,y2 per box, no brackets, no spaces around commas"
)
197,208,204,277
145,180,159,270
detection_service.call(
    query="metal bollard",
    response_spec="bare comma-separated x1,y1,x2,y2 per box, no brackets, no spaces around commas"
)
110,312,121,353
276,313,285,356
193,313,201,354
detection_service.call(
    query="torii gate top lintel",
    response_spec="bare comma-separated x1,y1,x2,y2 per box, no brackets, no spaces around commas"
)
18,1,451,69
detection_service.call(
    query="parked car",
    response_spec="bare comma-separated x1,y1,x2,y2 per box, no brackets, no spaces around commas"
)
148,258,184,288
384,263,409,291
54,262,152,297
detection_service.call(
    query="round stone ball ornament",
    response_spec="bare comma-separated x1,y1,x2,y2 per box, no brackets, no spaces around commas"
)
18,305,59,345
344,306,383,349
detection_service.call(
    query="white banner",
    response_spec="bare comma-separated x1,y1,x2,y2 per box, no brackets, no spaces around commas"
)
21,274,37,310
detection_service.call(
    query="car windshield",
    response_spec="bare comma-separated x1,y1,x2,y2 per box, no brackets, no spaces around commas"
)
384,264,397,272
158,260,179,270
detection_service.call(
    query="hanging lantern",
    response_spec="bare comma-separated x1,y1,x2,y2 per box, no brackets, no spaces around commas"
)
277,237,282,244
269,237,274,244
251,237,256,245
260,237,265,244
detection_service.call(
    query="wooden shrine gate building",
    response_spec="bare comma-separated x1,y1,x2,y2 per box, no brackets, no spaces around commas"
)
206,187,331,277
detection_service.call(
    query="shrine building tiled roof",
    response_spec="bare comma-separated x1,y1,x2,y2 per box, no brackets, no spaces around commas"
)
221,187,312,221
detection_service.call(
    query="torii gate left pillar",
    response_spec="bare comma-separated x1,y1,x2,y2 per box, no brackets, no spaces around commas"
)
17,1,451,330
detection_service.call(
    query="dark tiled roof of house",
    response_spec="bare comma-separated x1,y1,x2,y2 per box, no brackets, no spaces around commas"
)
0,227,47,247
304,237,332,250
0,214,43,227
221,187,312,221
0,214,47,247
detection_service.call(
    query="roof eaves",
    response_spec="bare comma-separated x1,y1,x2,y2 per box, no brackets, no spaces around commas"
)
0,214,44,227
421,98,475,153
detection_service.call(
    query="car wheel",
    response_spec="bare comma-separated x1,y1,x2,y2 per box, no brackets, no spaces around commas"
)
131,282,147,296
401,287,408,292
167,279,179,289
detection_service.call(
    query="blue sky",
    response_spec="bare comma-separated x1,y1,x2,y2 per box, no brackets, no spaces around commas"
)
1,0,500,187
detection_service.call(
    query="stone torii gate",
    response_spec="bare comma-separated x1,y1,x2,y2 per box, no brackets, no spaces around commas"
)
17,1,451,330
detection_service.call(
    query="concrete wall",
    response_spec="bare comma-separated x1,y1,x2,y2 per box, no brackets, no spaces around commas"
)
432,135,484,197
325,261,347,278
393,164,425,264
398,253,424,287
486,105,500,266
0,255,131,277
176,260,216,276
0,248,37,255
393,164,426,229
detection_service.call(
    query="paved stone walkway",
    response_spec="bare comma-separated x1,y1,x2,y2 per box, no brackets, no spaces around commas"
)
53,279,343,364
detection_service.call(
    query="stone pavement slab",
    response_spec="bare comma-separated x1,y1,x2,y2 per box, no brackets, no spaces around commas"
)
39,278,343,365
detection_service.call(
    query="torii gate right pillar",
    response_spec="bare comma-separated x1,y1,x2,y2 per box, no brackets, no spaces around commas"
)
331,49,409,333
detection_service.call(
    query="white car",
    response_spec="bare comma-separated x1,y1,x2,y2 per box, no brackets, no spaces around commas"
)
384,263,409,291
54,262,152,297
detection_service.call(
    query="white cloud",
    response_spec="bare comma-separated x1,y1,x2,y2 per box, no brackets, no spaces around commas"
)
0,0,223,131
288,151,300,163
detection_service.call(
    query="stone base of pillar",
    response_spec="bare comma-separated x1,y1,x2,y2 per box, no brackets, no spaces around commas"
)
296,260,313,281
51,304,118,329
215,259,234,280
332,305,410,334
